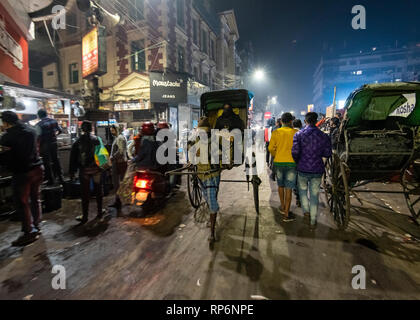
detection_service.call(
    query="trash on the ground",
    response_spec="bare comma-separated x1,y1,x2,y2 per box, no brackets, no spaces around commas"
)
180,224,186,228
23,294,33,300
275,230,283,234
371,279,377,285
251,295,269,300
197,279,201,287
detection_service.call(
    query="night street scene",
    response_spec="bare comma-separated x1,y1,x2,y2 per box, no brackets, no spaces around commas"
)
0,0,420,308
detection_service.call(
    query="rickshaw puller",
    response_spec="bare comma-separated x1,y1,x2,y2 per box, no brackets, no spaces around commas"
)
196,117,221,242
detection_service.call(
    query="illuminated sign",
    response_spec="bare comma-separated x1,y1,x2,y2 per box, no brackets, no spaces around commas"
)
82,26,107,79
307,104,314,112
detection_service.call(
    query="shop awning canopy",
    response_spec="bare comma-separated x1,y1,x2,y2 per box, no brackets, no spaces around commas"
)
2,82,81,101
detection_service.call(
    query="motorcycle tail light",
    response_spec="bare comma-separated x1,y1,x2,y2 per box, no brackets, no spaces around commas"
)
134,177,152,190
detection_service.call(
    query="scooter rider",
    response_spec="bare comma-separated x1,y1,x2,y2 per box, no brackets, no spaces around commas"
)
132,122,159,170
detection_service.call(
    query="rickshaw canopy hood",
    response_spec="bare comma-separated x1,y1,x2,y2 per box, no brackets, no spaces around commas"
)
201,89,254,114
345,82,420,127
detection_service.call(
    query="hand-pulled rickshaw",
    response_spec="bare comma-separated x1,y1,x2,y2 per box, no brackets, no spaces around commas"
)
324,82,420,230
167,89,261,220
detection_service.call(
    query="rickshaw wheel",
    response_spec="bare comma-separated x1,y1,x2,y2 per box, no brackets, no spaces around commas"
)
323,156,334,211
330,154,351,230
187,166,202,209
401,164,420,225
252,176,261,214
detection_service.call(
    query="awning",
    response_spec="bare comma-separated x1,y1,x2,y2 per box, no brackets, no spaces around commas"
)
2,82,81,100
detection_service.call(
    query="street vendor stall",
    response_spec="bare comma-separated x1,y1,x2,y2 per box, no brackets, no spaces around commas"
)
0,82,84,216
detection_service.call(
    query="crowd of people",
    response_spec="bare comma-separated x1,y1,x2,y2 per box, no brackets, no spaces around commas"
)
0,104,337,247
268,112,333,230
0,109,178,247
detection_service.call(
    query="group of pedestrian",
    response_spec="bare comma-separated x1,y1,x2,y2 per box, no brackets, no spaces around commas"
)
269,112,332,230
0,107,164,246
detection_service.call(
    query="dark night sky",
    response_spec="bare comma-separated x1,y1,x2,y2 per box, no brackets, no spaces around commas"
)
214,0,420,113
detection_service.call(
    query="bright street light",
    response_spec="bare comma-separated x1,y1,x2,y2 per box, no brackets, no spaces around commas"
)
253,69,265,81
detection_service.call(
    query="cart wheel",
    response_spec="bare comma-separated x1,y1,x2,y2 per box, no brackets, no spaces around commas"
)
330,154,351,230
187,166,202,209
323,156,334,210
401,164,420,225
252,176,261,214
194,203,210,224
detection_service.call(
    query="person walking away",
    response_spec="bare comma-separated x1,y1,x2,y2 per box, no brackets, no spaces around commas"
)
264,117,276,165
292,119,303,207
269,112,298,222
196,117,221,243
0,111,44,246
292,112,332,230
36,109,64,185
269,118,282,181
293,119,303,131
69,121,105,224
109,124,127,214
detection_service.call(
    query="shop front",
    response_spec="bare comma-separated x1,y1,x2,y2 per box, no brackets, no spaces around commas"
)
100,72,153,129
0,82,84,176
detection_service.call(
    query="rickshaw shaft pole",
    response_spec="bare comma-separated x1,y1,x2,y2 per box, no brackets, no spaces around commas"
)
351,189,405,194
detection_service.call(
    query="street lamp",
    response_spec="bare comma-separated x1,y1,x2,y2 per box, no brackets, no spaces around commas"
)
253,69,265,81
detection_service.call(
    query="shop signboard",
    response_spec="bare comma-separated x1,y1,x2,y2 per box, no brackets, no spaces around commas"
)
114,100,150,111
0,17,23,70
150,72,188,104
82,26,107,79
326,104,335,118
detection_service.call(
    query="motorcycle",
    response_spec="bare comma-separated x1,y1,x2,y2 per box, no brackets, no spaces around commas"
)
132,169,171,210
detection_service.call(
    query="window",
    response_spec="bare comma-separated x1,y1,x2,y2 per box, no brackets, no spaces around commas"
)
178,46,185,72
69,63,79,84
210,39,216,60
203,73,209,85
193,19,198,45
177,0,185,28
131,40,146,72
128,0,144,20
194,66,199,80
67,13,77,34
201,29,208,54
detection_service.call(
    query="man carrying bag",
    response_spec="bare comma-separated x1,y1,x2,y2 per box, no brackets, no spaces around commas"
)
69,121,107,224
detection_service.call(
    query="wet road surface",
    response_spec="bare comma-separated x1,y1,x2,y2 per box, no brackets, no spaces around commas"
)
0,163,419,300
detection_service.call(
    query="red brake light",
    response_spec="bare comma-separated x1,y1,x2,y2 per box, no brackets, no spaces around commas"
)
136,179,149,189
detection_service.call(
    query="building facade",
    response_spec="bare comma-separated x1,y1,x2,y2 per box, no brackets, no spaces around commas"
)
40,0,240,134
313,44,420,113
